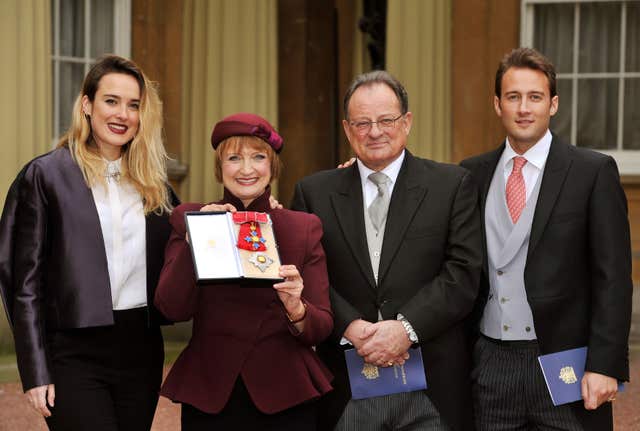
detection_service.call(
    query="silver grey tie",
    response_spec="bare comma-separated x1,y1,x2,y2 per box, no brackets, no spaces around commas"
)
368,172,391,232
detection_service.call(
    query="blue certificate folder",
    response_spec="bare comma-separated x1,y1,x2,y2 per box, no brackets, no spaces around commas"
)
538,347,624,406
345,347,427,400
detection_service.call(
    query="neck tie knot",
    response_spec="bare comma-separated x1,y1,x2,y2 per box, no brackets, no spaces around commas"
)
369,171,390,193
512,156,527,173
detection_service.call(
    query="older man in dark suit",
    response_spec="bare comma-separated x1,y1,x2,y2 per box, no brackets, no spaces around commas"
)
460,47,632,431
292,71,482,431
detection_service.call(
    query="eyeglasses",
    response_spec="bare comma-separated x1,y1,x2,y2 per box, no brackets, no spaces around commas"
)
348,114,404,135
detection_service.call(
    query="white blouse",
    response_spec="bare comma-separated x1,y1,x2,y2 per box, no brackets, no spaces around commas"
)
91,158,147,310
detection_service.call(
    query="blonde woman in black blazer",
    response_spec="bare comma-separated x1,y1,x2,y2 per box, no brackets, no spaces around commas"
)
0,55,177,431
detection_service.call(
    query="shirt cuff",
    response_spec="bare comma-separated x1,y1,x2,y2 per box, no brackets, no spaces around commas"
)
340,336,352,346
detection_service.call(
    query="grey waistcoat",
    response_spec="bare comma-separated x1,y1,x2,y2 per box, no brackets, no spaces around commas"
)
480,162,543,340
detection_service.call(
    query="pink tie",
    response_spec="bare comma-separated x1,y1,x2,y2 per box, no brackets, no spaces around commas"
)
506,156,527,223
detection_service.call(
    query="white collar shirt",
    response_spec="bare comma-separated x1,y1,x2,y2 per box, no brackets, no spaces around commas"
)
356,150,405,207
91,158,147,310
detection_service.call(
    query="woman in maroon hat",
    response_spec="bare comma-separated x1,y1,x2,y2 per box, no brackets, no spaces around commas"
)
154,113,333,430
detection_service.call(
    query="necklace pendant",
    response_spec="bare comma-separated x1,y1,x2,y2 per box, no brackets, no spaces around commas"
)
105,171,121,183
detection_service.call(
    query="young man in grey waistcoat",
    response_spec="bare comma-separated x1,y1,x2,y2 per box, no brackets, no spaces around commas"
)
461,47,632,431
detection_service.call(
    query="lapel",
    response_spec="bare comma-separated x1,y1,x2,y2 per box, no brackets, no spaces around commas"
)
144,190,170,283
62,148,112,278
479,144,506,216
330,166,377,289
144,210,168,325
378,152,429,282
74,160,112,278
527,136,572,260
145,214,157,292
471,145,504,277
145,187,178,298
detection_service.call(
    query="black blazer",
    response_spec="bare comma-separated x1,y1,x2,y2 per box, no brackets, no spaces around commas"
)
0,147,178,391
292,151,483,431
460,136,633,431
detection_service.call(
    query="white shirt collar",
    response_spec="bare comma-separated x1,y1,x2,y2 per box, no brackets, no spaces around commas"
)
501,129,552,171
356,150,405,188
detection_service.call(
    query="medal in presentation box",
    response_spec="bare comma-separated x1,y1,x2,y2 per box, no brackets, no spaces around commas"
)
184,211,283,282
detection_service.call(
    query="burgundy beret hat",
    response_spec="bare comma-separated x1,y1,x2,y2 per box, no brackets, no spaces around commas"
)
211,113,283,153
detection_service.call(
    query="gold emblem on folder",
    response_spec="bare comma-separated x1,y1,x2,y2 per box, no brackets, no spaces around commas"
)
361,363,380,380
559,366,578,384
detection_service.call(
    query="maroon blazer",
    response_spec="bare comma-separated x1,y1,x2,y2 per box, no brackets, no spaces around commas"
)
154,188,333,414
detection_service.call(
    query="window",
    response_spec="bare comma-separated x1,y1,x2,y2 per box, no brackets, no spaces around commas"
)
521,0,640,174
50,0,131,142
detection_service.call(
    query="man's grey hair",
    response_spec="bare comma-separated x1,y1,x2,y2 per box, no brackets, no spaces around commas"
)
343,70,409,120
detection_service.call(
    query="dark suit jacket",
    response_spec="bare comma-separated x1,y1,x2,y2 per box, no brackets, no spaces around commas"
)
154,188,334,414
292,151,483,431
0,146,177,391
460,136,633,431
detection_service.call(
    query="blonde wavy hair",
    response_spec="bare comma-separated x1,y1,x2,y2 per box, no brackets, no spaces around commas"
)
58,55,172,214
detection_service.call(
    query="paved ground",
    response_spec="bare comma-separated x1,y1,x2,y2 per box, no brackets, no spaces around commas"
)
1,351,639,431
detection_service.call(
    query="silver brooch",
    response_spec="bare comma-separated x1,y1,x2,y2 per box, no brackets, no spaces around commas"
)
248,253,273,272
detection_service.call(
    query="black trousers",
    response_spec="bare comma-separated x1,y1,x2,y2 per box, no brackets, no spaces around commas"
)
181,378,317,431
45,307,164,431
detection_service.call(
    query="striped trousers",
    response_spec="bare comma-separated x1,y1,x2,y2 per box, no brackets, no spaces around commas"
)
334,390,451,431
472,335,583,431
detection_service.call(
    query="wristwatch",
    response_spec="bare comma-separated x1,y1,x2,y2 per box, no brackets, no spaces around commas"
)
400,318,419,343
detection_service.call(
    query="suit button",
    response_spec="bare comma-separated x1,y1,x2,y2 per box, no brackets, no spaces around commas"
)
503,325,510,331
500,297,508,304
525,326,531,332
497,270,504,275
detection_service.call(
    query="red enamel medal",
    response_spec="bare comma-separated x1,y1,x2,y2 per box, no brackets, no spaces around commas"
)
233,212,268,252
